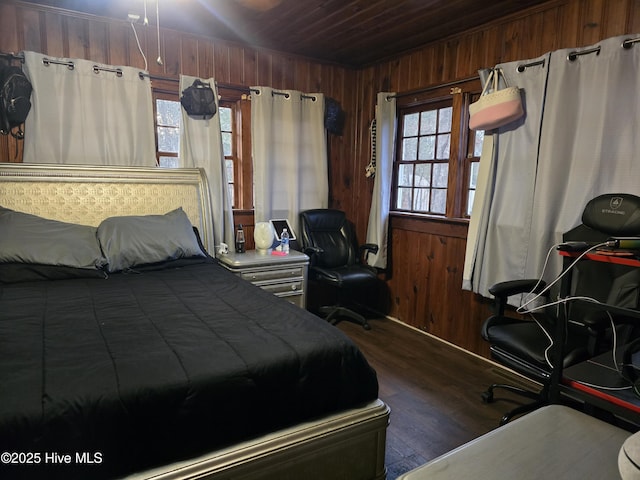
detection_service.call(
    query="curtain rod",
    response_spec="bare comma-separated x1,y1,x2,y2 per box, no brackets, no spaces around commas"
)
2,51,315,100
387,34,640,99
138,72,317,99
138,72,256,93
387,75,480,101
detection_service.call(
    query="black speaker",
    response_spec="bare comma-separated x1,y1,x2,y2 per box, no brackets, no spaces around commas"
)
324,97,345,135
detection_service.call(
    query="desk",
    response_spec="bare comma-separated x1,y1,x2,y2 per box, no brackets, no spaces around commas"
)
563,342,640,424
549,250,640,422
397,405,629,480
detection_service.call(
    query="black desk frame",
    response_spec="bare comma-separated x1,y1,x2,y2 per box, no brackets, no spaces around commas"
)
548,252,640,424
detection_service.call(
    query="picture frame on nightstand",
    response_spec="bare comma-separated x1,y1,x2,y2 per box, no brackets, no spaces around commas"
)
269,218,296,241
270,218,298,250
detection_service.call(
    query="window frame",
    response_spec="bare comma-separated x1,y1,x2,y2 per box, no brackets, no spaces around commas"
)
394,98,454,215
153,86,181,167
392,79,481,221
150,82,253,211
217,87,253,211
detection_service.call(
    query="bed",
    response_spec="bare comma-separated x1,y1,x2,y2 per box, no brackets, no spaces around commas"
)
0,163,389,480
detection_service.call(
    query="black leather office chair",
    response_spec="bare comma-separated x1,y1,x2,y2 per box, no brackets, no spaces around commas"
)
300,209,379,330
481,193,640,425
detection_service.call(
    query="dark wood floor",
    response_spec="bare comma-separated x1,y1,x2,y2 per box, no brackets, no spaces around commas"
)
336,317,540,479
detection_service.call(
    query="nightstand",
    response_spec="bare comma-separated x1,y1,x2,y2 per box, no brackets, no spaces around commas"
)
217,250,309,308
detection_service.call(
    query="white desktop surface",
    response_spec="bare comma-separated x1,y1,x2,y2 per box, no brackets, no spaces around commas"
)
397,405,629,480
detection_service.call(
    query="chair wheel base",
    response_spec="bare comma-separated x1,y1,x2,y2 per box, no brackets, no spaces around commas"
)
481,383,547,425
320,305,371,330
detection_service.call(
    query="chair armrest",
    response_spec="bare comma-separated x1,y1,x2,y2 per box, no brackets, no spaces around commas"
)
360,243,379,255
488,279,547,317
359,243,379,264
303,246,324,256
303,246,324,265
489,279,546,299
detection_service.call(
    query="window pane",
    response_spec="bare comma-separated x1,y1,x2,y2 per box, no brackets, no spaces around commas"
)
439,107,452,132
156,99,181,127
418,136,435,160
398,164,414,187
436,133,450,159
469,162,479,189
415,164,431,187
433,163,448,188
219,106,232,131
396,187,413,210
222,132,232,157
225,159,234,182
413,188,429,212
420,110,437,135
402,137,418,160
158,126,180,152
403,113,419,137
474,130,484,157
159,156,179,168
431,189,447,214
228,184,234,207
467,190,475,215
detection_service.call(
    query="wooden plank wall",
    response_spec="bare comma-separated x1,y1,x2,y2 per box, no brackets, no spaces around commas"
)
352,0,640,356
2,0,640,357
0,1,358,178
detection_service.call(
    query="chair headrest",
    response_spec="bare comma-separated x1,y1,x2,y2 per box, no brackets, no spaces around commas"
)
582,193,640,235
301,209,346,231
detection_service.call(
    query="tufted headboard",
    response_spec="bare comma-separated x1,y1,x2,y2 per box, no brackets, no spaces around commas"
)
0,163,214,253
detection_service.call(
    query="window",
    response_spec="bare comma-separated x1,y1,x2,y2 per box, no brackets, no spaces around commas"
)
392,81,483,219
396,102,452,215
219,103,235,206
155,94,180,168
467,128,484,216
152,86,252,210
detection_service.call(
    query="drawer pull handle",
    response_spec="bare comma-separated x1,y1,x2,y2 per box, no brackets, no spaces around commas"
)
291,285,297,291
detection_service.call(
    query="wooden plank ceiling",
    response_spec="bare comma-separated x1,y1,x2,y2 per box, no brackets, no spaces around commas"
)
19,0,550,66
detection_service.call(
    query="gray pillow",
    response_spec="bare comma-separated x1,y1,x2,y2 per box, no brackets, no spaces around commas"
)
97,207,205,272
0,206,106,270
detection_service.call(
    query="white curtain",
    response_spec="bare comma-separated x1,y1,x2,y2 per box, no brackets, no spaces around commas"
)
464,34,640,299
22,51,155,166
179,75,235,252
366,92,397,268
251,86,328,236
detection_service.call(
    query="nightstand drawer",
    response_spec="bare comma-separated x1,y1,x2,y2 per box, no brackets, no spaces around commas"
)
240,267,304,283
260,280,304,296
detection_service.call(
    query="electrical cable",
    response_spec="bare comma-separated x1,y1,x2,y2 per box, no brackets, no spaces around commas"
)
516,241,612,314
130,22,148,71
156,0,163,65
511,240,630,391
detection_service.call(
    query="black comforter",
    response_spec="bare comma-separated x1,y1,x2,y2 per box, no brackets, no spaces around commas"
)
0,261,378,479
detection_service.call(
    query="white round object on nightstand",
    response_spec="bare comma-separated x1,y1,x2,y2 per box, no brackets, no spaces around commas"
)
254,221,275,254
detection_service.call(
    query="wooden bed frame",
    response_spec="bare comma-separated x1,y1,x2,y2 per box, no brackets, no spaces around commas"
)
0,163,390,480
